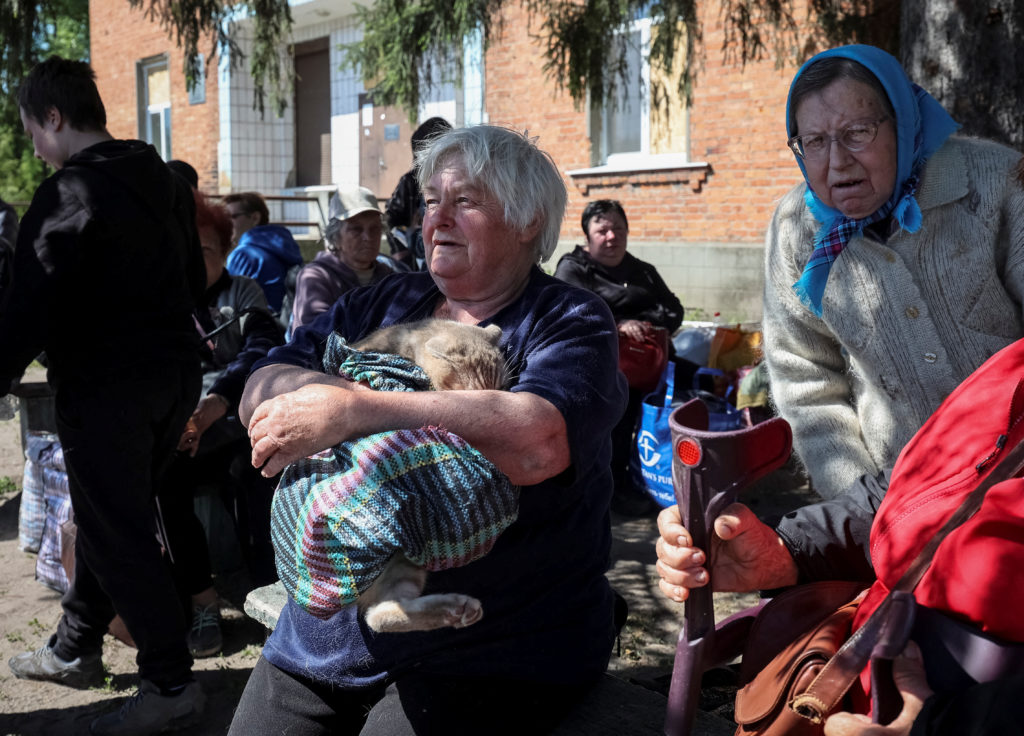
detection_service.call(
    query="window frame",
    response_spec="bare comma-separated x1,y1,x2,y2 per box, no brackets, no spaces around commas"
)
136,54,172,160
588,13,690,173
597,16,651,166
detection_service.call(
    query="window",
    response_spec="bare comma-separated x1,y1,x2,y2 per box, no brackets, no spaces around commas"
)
590,15,689,169
137,56,172,160
188,53,206,105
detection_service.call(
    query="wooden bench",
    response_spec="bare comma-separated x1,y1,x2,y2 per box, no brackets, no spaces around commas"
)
244,582,734,736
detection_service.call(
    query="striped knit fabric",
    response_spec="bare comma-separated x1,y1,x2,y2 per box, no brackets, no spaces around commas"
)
322,333,434,392
271,332,519,619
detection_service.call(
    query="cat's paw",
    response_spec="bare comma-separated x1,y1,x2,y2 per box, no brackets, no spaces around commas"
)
364,593,483,633
447,595,483,628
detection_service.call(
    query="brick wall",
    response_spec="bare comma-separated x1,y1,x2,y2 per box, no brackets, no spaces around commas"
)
484,0,817,319
87,0,819,319
89,0,220,192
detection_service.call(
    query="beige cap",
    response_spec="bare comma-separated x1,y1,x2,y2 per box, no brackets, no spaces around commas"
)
329,186,381,222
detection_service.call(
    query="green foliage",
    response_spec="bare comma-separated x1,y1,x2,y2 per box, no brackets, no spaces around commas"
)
126,0,295,117
40,0,90,59
0,0,88,201
719,0,799,68
342,0,502,119
0,476,17,496
0,126,47,203
531,0,700,110
0,0,901,137
344,0,900,121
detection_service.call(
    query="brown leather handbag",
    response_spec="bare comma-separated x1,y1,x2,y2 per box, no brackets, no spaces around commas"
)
733,581,866,736
731,437,1024,736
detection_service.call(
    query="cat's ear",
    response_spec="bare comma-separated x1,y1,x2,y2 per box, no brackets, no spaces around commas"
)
424,335,448,359
482,324,502,345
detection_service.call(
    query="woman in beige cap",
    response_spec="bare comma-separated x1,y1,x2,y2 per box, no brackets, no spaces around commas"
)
290,186,394,332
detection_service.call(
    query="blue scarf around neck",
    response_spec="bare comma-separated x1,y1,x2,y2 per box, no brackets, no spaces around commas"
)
787,45,960,317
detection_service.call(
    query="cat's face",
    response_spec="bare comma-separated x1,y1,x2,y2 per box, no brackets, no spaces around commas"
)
422,323,507,391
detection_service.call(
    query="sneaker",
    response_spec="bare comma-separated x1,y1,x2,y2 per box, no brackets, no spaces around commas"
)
90,679,206,735
8,642,105,688
187,602,222,658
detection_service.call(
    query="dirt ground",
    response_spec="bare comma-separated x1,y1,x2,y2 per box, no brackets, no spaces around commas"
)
0,385,816,735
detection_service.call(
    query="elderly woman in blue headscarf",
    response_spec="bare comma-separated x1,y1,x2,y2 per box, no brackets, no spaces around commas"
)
761,44,1024,499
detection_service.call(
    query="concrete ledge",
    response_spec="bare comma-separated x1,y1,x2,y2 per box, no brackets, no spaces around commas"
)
244,581,289,630
244,583,734,736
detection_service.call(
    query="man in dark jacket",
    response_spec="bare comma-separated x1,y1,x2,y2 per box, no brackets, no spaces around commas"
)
0,196,16,294
1,57,207,735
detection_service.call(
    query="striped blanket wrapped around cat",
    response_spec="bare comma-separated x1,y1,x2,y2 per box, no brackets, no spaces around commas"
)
270,323,519,633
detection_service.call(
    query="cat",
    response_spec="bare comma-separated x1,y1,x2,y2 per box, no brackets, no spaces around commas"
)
348,318,509,633
351,318,507,391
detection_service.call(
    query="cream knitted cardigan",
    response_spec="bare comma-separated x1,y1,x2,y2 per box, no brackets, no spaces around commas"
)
763,136,1024,499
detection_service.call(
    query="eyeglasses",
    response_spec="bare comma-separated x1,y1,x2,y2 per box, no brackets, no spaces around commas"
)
787,116,890,161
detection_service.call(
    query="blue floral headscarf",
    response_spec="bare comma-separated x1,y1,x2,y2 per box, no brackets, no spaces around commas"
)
788,45,960,316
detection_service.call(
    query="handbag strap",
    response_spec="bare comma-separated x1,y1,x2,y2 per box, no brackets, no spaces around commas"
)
664,358,676,405
790,424,1024,724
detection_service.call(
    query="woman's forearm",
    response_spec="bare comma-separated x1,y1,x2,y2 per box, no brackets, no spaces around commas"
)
246,379,570,485
239,363,351,426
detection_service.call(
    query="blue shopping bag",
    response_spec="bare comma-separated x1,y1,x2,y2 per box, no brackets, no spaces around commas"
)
632,362,746,507
632,362,678,507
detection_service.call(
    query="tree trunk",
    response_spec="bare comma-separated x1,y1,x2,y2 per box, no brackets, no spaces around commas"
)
901,0,1024,149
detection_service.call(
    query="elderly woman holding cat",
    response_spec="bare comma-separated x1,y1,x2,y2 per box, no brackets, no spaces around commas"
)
762,44,1024,499
229,125,628,736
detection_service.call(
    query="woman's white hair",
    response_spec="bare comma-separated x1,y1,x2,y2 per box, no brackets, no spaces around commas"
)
415,125,567,262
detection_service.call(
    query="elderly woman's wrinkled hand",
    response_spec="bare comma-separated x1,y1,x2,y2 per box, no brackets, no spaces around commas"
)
617,319,648,342
655,502,799,602
177,418,201,456
248,383,354,477
823,642,932,736
177,394,229,456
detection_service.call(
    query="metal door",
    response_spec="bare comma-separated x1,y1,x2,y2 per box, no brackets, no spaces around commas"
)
358,94,415,200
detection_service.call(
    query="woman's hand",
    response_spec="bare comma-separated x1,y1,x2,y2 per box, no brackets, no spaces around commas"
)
655,502,798,602
177,394,229,456
824,642,932,736
247,383,356,477
618,319,649,342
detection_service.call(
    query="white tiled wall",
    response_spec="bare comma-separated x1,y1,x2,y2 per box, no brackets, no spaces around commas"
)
462,28,485,126
220,11,466,201
218,22,295,195
329,19,366,188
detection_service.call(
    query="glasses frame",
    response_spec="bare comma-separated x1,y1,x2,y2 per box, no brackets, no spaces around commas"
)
787,115,891,161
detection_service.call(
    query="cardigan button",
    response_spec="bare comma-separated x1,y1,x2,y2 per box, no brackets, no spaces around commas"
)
923,352,937,363
905,306,919,319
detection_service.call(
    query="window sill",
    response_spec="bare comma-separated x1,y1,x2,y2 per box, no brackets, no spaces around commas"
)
566,156,711,194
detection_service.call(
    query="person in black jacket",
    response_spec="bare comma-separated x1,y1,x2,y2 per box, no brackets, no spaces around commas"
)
0,196,17,294
384,116,453,269
385,116,453,233
157,192,283,660
1,57,207,734
554,199,684,515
